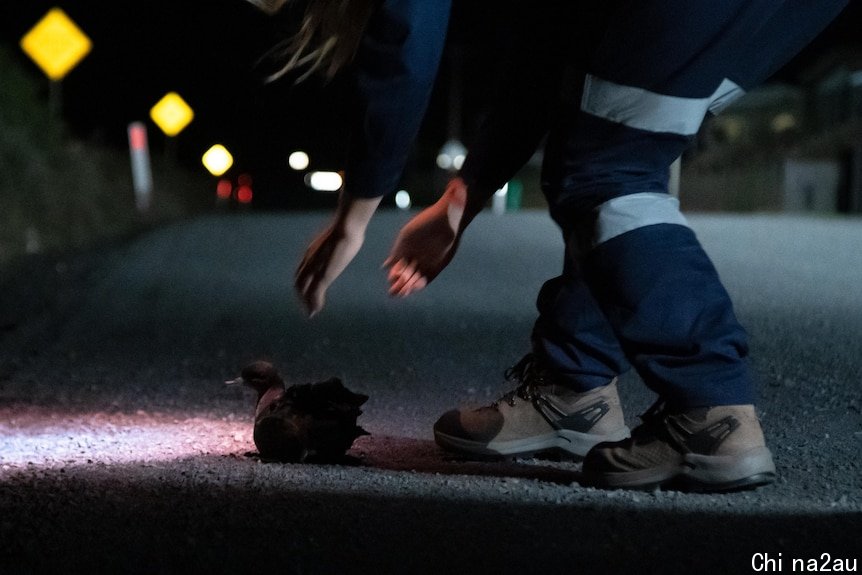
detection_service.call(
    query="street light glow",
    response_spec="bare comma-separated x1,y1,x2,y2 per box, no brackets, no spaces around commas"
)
395,190,411,210
202,144,233,177
305,171,343,192
288,151,310,170
436,153,453,170
436,139,467,172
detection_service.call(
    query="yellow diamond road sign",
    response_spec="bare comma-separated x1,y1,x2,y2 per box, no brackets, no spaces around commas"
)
202,144,234,177
20,8,92,81
150,92,195,137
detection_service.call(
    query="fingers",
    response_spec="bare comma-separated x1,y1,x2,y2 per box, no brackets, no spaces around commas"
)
386,258,410,283
295,250,330,318
387,259,428,297
401,273,427,296
295,274,323,317
295,246,320,294
294,221,369,317
294,259,315,312
296,271,323,316
305,286,325,318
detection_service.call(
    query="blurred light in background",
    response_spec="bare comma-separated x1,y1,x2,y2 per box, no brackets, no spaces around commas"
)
236,185,253,204
236,174,254,204
202,144,233,177
127,122,153,213
717,116,744,142
436,139,467,171
288,150,310,171
305,171,343,192
492,182,508,215
395,190,411,210
771,112,798,133
128,123,147,151
150,92,195,137
216,178,233,200
19,8,92,81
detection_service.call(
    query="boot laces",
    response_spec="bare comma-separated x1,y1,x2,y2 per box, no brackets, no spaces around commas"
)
494,354,550,407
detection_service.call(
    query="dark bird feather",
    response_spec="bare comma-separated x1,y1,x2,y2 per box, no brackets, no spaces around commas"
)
227,361,369,463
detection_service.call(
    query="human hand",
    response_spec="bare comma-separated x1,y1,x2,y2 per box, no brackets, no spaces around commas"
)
295,193,382,317
384,178,468,297
295,224,365,317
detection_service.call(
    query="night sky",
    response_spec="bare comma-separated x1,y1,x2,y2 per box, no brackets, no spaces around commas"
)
3,0,349,195
2,1,861,207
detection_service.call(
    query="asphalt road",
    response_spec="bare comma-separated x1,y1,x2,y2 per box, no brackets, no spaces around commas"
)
1,210,860,574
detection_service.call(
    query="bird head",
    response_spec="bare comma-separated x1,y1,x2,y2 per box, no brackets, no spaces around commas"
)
225,361,285,396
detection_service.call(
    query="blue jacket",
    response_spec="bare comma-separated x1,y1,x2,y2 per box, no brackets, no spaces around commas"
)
345,0,451,198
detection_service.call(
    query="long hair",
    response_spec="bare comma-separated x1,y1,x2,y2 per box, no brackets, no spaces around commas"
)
247,0,376,82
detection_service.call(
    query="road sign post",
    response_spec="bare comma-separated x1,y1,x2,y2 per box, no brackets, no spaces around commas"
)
128,122,153,213
150,92,194,161
20,8,92,118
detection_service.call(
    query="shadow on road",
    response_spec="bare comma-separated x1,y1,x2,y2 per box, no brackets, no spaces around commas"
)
1,456,858,575
353,435,584,486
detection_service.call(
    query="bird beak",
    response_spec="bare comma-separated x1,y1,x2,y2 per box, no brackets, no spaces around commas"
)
225,377,245,386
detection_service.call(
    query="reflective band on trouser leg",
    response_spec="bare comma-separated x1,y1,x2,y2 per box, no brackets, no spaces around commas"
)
580,222,755,408
592,192,689,247
708,78,745,115
580,75,745,135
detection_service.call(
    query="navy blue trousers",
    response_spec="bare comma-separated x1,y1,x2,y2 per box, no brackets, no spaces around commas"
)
526,0,848,407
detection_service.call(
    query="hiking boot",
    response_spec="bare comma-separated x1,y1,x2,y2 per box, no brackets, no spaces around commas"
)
433,354,630,459
582,401,776,492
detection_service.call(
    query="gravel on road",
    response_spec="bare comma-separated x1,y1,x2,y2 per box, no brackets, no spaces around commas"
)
1,211,860,574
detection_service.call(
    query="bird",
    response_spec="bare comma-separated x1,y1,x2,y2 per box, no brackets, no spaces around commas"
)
226,361,369,463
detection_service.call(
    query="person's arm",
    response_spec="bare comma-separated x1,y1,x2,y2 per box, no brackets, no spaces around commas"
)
384,103,553,297
385,5,567,297
295,0,451,316
345,0,452,198
295,192,382,317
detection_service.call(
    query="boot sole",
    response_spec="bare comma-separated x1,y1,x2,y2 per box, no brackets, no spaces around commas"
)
435,427,631,460
586,446,777,492
681,446,777,492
